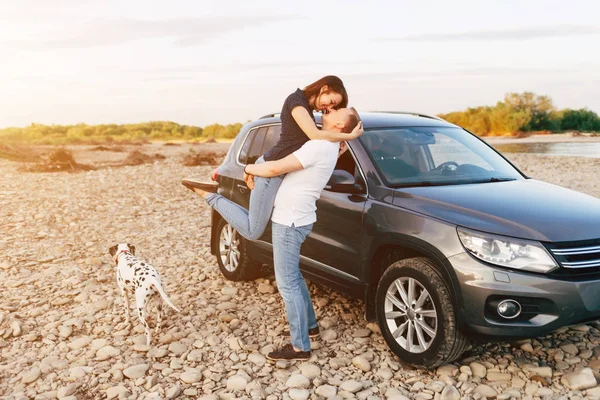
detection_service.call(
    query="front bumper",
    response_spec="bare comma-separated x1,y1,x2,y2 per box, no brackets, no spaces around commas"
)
448,252,600,339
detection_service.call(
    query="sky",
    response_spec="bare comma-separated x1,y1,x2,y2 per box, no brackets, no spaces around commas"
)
0,0,599,128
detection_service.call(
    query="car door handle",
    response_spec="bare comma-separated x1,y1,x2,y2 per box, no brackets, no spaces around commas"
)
236,184,248,193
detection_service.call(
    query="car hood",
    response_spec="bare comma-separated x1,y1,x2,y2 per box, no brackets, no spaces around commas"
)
392,179,600,242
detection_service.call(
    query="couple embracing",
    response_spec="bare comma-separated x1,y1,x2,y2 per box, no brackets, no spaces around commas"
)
183,75,362,361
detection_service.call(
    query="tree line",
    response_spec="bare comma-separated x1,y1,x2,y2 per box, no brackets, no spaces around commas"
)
438,92,600,136
0,121,244,144
1,92,598,144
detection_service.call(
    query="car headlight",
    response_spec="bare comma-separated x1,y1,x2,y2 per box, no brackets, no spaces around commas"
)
457,227,558,273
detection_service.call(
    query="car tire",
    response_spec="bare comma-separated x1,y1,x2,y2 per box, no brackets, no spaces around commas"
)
376,257,470,369
214,218,264,281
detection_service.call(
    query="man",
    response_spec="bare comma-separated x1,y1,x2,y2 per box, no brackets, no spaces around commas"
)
189,107,360,360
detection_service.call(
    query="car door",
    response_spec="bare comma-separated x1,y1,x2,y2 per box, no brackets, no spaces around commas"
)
300,147,368,282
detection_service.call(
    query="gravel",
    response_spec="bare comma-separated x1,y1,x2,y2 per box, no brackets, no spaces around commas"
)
1,148,599,399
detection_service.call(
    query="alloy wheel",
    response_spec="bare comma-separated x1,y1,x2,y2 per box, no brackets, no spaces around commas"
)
384,277,438,353
219,223,240,272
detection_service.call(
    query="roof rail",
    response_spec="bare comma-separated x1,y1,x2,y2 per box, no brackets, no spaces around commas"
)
259,110,322,120
259,112,281,119
369,110,444,121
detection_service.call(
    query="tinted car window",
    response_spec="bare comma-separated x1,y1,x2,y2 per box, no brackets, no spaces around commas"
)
239,125,282,165
333,147,367,191
238,128,257,165
247,127,268,164
262,125,282,155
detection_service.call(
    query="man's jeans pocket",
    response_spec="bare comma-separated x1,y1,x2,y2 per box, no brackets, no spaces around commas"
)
292,223,314,241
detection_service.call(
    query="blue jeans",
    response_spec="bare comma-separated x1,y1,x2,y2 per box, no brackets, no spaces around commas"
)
272,221,317,352
205,156,284,240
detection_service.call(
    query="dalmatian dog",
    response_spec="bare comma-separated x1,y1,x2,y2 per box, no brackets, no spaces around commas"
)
109,243,180,345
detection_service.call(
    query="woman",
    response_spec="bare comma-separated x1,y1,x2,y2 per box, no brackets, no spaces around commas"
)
182,75,363,240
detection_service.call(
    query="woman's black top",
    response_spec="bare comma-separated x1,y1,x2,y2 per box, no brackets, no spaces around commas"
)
263,88,315,161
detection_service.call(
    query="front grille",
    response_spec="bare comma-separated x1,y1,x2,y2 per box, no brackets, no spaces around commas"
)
546,238,600,277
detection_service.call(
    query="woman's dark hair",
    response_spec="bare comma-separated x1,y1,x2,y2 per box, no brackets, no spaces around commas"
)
303,75,348,110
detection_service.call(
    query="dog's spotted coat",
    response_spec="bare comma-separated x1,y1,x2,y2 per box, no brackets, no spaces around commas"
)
109,243,180,345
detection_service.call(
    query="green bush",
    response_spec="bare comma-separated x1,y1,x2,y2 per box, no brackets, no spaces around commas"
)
439,92,599,136
560,108,600,131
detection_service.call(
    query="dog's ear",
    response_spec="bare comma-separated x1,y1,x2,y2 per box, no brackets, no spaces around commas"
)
127,243,136,255
108,245,118,257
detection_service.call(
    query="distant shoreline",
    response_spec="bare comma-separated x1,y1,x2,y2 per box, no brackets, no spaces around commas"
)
482,133,600,144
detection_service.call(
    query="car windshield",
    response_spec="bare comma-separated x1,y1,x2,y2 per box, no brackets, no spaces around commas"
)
359,127,523,187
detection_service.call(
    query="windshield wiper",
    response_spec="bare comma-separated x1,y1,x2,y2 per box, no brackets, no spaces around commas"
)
395,181,464,187
394,177,517,188
472,177,517,183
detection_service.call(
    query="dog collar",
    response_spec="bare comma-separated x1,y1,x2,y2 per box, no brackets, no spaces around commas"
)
114,249,130,264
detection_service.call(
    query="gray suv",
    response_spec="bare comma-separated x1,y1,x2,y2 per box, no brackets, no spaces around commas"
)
206,111,600,369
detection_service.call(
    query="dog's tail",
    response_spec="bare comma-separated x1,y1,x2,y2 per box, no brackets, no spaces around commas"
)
152,281,181,313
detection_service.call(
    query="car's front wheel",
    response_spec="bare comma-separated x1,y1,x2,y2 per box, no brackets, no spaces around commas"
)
214,218,263,281
376,257,470,369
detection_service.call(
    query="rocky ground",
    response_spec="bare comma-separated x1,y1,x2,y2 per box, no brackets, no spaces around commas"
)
0,144,599,400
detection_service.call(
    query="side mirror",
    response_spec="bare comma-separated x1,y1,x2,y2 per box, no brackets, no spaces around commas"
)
326,170,364,194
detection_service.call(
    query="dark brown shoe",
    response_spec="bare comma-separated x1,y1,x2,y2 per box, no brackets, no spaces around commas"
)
282,326,320,339
181,179,219,193
266,344,311,361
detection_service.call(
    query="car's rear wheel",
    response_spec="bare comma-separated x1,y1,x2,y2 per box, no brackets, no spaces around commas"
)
214,218,264,281
376,257,470,369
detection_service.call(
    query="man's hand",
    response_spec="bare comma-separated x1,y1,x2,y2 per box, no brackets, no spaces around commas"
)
346,121,364,140
338,141,348,158
244,172,255,190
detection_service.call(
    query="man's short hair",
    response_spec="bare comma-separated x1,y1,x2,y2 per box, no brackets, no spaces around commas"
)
342,107,361,133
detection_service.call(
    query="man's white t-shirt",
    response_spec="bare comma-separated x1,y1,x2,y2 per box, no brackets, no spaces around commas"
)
271,140,339,227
